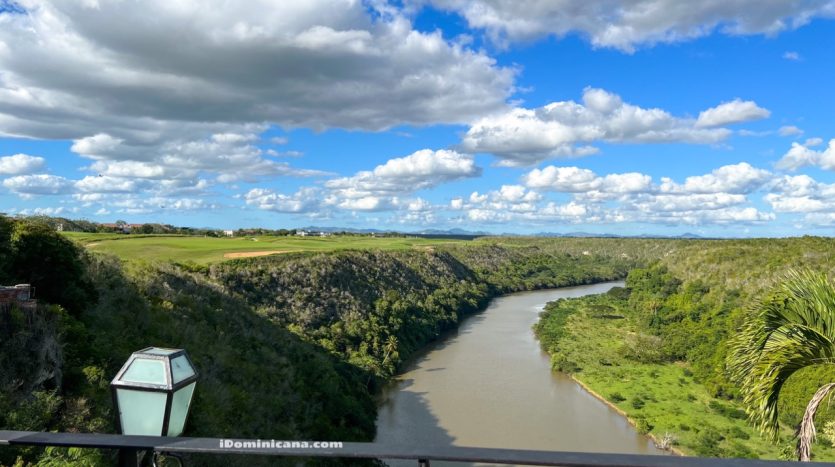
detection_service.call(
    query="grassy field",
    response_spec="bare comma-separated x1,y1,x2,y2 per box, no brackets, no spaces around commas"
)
61,232,466,264
535,292,835,460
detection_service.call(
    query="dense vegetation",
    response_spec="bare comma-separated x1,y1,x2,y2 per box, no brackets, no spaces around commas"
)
0,217,633,466
534,237,835,460
8,213,835,463
208,243,632,378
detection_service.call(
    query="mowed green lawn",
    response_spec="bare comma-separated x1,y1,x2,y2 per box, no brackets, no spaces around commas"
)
62,232,465,264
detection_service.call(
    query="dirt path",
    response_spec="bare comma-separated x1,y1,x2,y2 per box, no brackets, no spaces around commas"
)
223,250,293,258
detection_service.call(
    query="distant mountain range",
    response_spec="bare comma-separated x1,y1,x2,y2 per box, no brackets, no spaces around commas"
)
298,226,705,239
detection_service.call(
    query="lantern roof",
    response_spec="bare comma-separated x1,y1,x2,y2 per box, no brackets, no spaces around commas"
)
111,347,197,391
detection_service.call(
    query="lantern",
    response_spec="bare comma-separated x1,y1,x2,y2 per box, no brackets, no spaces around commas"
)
110,347,198,436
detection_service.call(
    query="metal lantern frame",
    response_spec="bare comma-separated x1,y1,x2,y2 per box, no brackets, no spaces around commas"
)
110,347,198,437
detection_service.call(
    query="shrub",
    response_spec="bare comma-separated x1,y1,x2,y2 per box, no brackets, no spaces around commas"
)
609,392,626,403
693,426,725,457
633,416,653,434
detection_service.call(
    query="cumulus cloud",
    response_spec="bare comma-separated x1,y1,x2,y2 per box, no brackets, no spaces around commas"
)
0,153,45,175
0,0,514,140
459,88,748,166
660,162,771,194
323,149,481,209
70,130,326,183
2,174,74,197
764,174,835,213
498,162,775,226
524,166,652,194
777,139,835,170
695,99,771,128
421,0,835,52
244,149,481,216
244,187,323,213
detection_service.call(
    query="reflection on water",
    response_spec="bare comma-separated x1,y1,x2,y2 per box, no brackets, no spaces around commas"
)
375,282,666,466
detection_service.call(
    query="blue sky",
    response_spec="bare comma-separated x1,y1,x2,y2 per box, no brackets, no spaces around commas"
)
1,1,835,236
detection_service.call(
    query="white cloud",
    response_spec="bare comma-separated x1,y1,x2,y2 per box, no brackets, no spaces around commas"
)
764,175,835,213
695,99,771,128
70,130,325,184
778,125,804,136
422,0,835,52
407,198,432,211
0,154,46,175
16,206,65,216
245,149,480,216
244,187,322,213
660,162,771,194
106,197,217,214
628,193,748,212
2,174,74,196
460,87,741,166
324,149,480,207
0,0,514,141
75,175,145,193
524,166,601,192
602,173,654,193
333,196,398,212
777,139,835,170
783,51,802,61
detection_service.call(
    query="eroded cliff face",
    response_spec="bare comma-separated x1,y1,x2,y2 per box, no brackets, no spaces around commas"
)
0,303,63,399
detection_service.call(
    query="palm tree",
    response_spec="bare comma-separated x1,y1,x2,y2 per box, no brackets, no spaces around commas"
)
729,270,835,461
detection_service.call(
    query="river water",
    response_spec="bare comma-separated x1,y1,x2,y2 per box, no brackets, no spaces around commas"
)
374,281,665,465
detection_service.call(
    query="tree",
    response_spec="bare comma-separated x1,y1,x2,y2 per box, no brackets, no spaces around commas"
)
729,270,835,461
0,215,13,282
8,221,97,314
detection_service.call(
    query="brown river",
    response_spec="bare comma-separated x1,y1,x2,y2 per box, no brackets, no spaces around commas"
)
374,281,666,465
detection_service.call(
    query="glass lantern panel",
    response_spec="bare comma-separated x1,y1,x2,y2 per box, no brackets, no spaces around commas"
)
144,348,178,356
170,355,195,384
116,388,167,435
166,382,196,436
121,358,167,385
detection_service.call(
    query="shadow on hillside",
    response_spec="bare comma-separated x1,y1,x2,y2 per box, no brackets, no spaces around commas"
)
79,256,378,467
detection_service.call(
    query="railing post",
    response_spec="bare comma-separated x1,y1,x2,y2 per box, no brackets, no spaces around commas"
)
418,459,429,467
118,448,141,467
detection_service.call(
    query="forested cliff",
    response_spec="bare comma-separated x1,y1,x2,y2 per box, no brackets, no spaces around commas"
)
0,216,633,466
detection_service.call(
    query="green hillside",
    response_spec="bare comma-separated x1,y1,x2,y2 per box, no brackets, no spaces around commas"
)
1,217,630,466
534,236,835,460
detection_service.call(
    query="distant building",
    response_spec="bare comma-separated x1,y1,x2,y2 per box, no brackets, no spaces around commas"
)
319,231,330,237
56,223,64,232
0,284,36,310
223,230,234,237
297,230,309,237
101,223,142,234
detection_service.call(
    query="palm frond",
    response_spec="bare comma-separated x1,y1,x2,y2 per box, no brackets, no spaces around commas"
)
728,269,835,442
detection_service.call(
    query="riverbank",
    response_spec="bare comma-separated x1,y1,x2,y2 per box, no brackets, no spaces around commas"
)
533,288,835,460
568,374,685,456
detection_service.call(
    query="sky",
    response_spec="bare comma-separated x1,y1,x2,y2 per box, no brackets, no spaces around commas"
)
1,1,835,236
